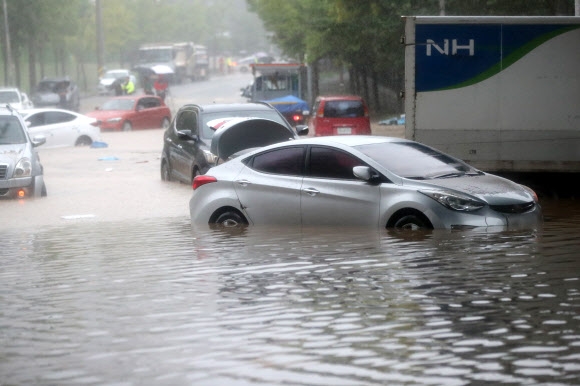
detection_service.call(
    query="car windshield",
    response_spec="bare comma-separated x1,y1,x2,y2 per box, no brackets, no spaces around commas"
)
38,80,69,93
355,141,478,179
323,100,364,118
101,99,135,111
0,116,27,144
0,91,19,103
200,110,288,139
103,72,127,80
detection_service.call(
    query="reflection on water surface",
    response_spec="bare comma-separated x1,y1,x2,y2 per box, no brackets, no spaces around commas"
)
1,199,580,385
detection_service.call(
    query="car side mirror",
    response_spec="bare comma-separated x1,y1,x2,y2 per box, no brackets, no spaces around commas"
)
177,129,198,141
353,166,380,182
32,135,46,147
295,125,309,136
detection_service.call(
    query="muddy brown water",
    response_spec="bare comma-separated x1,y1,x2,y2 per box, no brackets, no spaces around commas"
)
1,129,579,385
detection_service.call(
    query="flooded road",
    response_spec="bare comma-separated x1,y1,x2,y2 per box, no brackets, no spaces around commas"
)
2,74,580,384
1,206,580,385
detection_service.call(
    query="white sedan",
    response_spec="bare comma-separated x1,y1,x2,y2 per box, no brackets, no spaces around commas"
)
21,108,101,148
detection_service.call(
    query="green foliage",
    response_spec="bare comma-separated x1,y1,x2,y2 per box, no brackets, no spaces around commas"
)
248,0,576,112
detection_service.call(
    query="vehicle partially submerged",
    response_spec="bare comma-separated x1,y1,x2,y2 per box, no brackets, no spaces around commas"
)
209,117,302,162
189,118,542,231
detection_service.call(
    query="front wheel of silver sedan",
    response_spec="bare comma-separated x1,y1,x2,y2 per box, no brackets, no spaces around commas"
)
390,212,432,230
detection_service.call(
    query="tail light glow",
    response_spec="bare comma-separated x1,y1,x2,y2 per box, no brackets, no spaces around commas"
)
192,175,217,190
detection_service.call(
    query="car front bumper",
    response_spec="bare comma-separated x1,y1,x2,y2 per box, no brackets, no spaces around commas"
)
0,176,35,199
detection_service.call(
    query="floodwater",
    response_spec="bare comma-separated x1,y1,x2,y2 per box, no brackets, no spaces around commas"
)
1,199,580,385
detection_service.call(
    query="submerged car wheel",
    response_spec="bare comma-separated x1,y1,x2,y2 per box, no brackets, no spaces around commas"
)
212,210,248,228
75,136,93,146
388,209,433,230
122,121,132,132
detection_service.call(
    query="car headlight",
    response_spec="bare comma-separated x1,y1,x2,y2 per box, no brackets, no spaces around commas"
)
13,158,32,178
420,190,485,212
107,117,122,123
203,149,218,164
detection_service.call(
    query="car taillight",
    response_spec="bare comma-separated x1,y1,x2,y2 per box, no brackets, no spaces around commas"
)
316,104,324,118
292,114,302,122
192,175,217,190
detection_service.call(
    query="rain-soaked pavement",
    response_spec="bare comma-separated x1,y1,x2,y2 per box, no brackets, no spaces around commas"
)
1,127,580,385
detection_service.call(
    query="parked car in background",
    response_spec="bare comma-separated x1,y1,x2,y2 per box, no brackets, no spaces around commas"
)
161,102,308,185
308,95,371,136
189,128,542,231
0,106,47,199
0,87,33,111
86,95,171,132
31,77,80,112
97,69,137,95
378,114,405,126
21,108,100,148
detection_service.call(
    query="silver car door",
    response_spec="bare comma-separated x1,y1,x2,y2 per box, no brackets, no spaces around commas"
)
233,146,304,225
301,146,380,227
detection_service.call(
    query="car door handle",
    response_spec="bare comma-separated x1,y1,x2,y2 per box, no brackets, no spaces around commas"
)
302,187,319,196
236,179,251,187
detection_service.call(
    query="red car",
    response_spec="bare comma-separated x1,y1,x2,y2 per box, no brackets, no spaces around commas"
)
87,95,171,131
308,95,371,136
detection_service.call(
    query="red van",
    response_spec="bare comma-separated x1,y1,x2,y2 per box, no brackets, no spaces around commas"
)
308,95,371,136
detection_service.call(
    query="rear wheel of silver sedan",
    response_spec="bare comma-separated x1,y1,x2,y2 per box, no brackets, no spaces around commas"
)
211,210,248,228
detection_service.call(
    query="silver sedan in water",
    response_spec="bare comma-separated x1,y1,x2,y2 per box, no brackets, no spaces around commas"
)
189,122,542,230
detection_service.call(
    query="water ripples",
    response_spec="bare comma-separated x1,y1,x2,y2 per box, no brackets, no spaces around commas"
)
1,209,580,385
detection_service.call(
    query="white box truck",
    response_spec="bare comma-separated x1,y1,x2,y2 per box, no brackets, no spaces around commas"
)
403,16,580,173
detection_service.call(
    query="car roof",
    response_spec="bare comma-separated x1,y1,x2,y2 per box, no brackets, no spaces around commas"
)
315,95,366,102
21,108,81,116
197,102,276,113
39,77,71,82
0,106,23,116
289,135,408,147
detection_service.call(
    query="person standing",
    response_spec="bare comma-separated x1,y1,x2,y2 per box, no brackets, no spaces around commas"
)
153,75,168,101
123,76,135,95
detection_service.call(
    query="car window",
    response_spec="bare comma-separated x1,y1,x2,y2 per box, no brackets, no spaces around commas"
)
175,109,197,132
308,146,365,179
102,99,135,111
355,142,473,179
45,111,75,124
139,97,160,109
200,110,288,139
0,91,19,103
24,112,44,127
0,116,27,144
249,146,304,176
323,100,364,118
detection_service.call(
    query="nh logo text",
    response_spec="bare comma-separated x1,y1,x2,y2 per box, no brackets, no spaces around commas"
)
426,39,475,56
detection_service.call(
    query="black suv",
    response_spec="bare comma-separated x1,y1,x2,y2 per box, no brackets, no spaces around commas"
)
32,77,80,112
161,102,307,184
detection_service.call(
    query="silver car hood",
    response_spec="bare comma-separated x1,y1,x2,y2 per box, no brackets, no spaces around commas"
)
210,117,296,160
0,144,26,163
417,174,534,205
